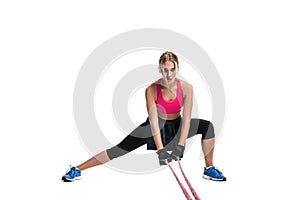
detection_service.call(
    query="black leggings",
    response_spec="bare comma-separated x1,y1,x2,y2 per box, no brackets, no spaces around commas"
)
106,116,214,160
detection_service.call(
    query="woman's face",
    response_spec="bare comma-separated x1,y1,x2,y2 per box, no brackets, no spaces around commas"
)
160,61,178,82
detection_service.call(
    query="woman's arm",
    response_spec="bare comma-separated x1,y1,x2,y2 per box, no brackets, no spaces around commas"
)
145,84,164,150
178,82,193,146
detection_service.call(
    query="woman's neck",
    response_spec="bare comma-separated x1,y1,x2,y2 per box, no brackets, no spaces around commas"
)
161,78,177,89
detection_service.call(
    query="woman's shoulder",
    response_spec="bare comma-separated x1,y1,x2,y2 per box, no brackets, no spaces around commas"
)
145,80,159,93
177,79,193,98
145,80,159,100
177,79,193,90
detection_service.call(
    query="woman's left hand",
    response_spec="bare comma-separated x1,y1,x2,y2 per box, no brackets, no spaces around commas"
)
170,144,185,160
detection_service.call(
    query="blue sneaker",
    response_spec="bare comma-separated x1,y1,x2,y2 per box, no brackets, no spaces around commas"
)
61,166,81,182
203,166,226,181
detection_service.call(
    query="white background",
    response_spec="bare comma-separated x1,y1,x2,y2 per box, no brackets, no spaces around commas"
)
1,1,299,199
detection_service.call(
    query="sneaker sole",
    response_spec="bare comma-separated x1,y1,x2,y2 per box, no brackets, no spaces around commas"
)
202,174,226,181
62,176,81,182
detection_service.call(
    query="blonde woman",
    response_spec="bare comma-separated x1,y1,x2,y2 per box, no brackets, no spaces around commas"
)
62,51,226,182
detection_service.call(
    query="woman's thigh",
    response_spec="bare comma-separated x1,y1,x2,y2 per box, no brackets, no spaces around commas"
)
187,118,215,139
106,119,152,159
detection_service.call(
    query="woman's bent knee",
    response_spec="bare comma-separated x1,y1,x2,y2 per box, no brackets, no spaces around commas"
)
202,121,215,140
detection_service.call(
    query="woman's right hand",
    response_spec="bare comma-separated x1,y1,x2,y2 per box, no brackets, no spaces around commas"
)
156,148,173,165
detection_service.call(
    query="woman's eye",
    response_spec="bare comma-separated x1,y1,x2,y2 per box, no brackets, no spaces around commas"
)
163,68,175,73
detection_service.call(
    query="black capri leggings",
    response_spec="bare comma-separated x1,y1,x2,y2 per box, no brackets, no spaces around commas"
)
106,116,214,160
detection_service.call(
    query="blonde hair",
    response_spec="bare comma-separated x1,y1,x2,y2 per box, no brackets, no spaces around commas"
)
159,51,179,68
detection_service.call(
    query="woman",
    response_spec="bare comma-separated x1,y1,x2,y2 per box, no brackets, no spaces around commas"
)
62,51,226,182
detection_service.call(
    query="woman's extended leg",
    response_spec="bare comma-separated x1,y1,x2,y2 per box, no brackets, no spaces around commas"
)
62,119,152,181
76,119,152,171
76,150,110,171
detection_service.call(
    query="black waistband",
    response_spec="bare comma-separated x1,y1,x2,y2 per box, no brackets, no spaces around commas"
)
158,115,181,123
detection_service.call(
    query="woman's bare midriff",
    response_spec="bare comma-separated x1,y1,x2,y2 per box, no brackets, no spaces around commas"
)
158,112,181,120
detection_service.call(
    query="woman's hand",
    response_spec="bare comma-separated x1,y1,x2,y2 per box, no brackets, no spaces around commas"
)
171,144,185,161
156,148,173,165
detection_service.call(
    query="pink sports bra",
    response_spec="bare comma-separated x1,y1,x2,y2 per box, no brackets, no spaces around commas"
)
156,79,183,114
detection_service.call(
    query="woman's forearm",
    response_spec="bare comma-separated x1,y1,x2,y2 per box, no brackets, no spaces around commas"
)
153,132,164,150
178,117,191,146
149,114,164,150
